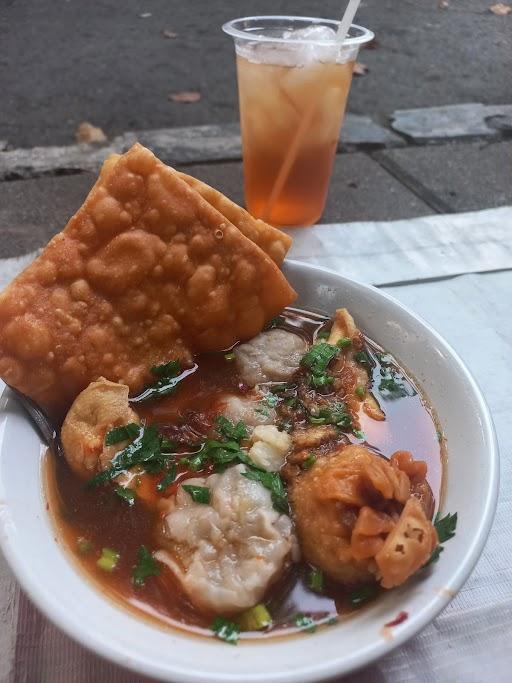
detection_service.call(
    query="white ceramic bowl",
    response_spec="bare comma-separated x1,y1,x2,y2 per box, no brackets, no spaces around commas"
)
0,261,499,682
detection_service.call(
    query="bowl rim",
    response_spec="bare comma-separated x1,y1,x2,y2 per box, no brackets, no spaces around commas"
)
0,259,500,682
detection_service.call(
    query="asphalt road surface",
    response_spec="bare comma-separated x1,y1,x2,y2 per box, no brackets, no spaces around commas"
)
1,0,510,147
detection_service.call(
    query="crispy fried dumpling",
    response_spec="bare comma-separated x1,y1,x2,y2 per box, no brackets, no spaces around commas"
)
61,377,140,478
290,444,437,587
234,329,307,387
155,464,294,614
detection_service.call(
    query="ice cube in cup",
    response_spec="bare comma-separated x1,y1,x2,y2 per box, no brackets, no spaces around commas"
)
223,16,374,227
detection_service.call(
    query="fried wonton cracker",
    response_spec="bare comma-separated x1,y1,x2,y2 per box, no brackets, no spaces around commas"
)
0,143,296,417
176,171,292,265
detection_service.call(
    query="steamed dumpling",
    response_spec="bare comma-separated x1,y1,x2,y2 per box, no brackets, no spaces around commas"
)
234,329,307,386
220,393,276,427
155,464,294,614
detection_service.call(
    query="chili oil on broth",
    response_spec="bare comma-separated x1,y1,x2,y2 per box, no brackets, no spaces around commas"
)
45,306,445,640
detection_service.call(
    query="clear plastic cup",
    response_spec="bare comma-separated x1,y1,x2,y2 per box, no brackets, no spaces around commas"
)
223,16,374,227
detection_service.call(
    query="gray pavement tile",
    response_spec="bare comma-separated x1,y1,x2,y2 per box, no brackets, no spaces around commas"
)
177,153,433,224
391,103,512,143
375,140,512,213
0,173,95,258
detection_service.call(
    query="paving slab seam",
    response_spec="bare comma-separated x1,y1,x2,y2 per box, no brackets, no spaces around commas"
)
370,151,455,215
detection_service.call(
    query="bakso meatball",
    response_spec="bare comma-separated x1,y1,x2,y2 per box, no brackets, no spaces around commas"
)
290,445,437,588
61,377,140,478
234,329,307,386
155,464,294,614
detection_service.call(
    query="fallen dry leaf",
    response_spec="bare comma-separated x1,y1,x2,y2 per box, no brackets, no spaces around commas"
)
353,62,369,76
162,29,178,39
75,122,107,144
489,3,512,13
168,91,201,103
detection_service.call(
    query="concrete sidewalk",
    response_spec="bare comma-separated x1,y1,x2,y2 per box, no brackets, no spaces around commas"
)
0,103,511,259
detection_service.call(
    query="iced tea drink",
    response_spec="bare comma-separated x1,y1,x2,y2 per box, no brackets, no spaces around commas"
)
223,18,374,227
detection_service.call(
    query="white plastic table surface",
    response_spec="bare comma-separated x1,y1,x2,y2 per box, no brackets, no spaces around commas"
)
1,206,511,683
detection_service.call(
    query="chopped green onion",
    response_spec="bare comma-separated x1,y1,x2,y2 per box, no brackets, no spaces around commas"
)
263,393,279,408
97,547,120,572
284,397,298,408
294,613,316,633
353,429,365,440
115,486,136,506
355,385,366,398
156,464,177,492
76,537,93,554
105,423,141,445
354,351,369,364
307,567,324,592
308,415,326,425
211,616,240,645
349,583,379,607
132,545,161,586
238,604,272,631
182,484,211,504
302,454,317,470
336,337,352,349
224,352,236,361
316,331,330,340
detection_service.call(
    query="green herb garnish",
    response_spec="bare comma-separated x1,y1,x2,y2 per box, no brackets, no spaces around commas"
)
353,429,365,440
349,583,379,607
115,486,136,506
266,316,283,330
263,393,279,408
294,613,316,633
105,423,141,445
426,511,458,565
132,545,160,586
182,484,211,504
137,360,184,401
308,567,324,593
302,454,317,470
156,464,177,492
88,424,163,487
224,352,236,361
216,416,248,442
336,337,352,349
316,331,330,340
238,604,272,631
211,616,240,645
243,469,288,514
354,351,369,365
97,547,120,572
77,537,93,554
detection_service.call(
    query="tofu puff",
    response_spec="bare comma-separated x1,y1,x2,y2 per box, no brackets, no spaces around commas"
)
290,445,438,589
